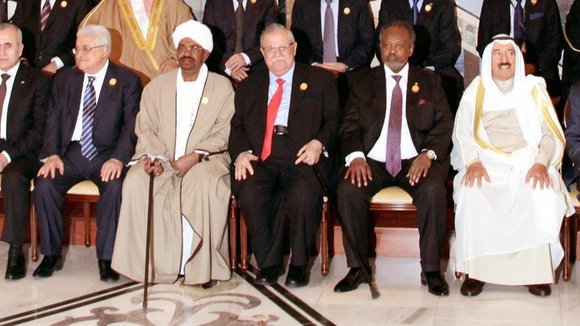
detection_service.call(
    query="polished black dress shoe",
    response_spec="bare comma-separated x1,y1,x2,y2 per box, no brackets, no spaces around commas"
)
460,276,485,296
527,284,551,297
285,265,309,288
5,252,26,280
98,260,120,282
201,280,219,289
421,271,449,296
333,265,372,293
33,255,63,278
255,265,281,285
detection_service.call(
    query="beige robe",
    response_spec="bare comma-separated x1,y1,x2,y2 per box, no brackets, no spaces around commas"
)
81,0,193,85
112,69,234,285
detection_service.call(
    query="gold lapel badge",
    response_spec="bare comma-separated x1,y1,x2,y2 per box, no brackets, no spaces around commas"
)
61,1,67,8
343,7,351,15
201,97,209,104
531,0,537,5
425,3,433,12
251,0,257,4
411,82,420,93
109,78,117,86
300,82,308,91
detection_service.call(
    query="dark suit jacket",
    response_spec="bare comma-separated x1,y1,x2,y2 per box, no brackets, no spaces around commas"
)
291,0,375,70
12,0,92,68
563,0,580,94
378,0,461,70
566,81,580,172
477,0,563,83
229,63,339,193
41,62,142,164
340,65,453,168
0,64,51,160
202,0,277,74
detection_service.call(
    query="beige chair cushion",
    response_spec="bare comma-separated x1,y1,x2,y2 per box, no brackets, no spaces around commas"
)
67,180,100,196
370,186,413,204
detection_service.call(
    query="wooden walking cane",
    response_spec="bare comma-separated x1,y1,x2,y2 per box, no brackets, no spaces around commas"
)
312,165,380,299
143,160,156,309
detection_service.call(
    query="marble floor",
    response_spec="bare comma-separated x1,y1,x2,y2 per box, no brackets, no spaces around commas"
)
0,243,579,325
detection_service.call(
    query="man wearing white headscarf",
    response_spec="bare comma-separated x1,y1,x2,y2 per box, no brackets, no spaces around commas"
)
112,20,235,287
451,35,574,297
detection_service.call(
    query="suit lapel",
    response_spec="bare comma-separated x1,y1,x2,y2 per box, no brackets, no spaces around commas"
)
405,66,420,136
67,68,85,141
370,67,387,144
287,64,308,130
6,65,28,125
313,1,323,47
96,64,116,118
44,0,66,31
255,71,269,147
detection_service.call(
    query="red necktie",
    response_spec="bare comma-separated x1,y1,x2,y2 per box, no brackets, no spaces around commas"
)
386,75,402,176
260,78,285,161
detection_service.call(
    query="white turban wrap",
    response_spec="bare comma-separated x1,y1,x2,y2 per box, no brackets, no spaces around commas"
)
172,20,213,53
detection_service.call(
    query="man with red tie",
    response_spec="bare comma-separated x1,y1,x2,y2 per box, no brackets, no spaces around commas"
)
229,23,339,287
335,21,453,296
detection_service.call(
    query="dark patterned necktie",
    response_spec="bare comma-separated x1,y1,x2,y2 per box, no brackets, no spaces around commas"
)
0,73,10,136
235,0,245,52
386,75,403,176
323,0,337,63
412,0,419,25
40,0,51,32
514,0,525,41
80,76,98,161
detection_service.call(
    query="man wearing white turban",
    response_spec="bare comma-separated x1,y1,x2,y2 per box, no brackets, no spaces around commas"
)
451,35,574,297
112,20,235,288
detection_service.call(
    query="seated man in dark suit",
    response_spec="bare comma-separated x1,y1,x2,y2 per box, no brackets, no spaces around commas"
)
229,23,339,287
477,0,563,97
0,23,51,280
11,0,93,75
33,24,141,282
202,0,278,82
336,21,453,296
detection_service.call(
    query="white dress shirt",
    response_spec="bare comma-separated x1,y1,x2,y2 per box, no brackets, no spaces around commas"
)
269,64,295,127
71,61,109,141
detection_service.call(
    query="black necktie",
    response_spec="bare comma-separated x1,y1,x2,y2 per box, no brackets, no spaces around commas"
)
514,0,525,42
235,0,245,52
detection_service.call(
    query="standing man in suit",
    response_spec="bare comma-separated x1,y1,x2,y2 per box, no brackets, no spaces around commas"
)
202,0,277,82
11,0,92,75
563,0,580,112
229,23,339,287
33,24,141,281
0,23,51,280
477,0,563,97
378,0,463,113
335,21,453,296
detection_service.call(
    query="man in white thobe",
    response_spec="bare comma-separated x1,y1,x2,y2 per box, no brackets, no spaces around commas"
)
112,20,234,288
451,35,574,297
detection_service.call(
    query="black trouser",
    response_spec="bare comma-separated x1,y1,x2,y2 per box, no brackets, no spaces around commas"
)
337,157,448,272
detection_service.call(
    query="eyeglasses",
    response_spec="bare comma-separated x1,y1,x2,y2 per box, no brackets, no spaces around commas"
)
73,45,105,55
262,42,295,54
177,44,204,54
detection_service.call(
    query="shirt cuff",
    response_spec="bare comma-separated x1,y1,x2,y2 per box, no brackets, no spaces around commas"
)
51,57,64,69
1,151,11,163
224,67,232,76
241,53,251,66
345,151,365,167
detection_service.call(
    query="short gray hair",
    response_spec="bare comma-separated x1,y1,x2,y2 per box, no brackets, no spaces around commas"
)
77,24,111,55
260,23,295,48
0,23,23,44
379,20,416,44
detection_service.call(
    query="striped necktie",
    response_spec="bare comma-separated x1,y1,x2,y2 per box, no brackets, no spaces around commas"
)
80,76,98,161
40,0,51,32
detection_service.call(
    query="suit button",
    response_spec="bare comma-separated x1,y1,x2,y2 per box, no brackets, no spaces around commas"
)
38,55,43,60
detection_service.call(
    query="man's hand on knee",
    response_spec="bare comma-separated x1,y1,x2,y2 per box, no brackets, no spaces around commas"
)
407,153,432,186
37,155,64,179
101,158,123,182
461,161,490,188
235,152,258,181
345,157,372,188
525,163,553,189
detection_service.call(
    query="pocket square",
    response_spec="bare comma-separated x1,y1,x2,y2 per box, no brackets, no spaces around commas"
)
528,12,544,21
418,98,428,106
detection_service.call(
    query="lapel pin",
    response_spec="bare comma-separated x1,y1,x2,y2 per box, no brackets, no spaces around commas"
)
20,80,25,85
300,82,308,91
531,0,537,5
109,78,117,86
201,96,209,104
251,0,256,4
343,7,351,15
425,3,432,12
61,1,67,8
411,82,420,93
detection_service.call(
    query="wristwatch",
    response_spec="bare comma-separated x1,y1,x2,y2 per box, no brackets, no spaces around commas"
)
423,149,436,161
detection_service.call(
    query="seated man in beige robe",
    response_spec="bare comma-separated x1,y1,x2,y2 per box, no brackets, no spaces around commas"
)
451,35,574,297
81,0,193,84
112,20,235,288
